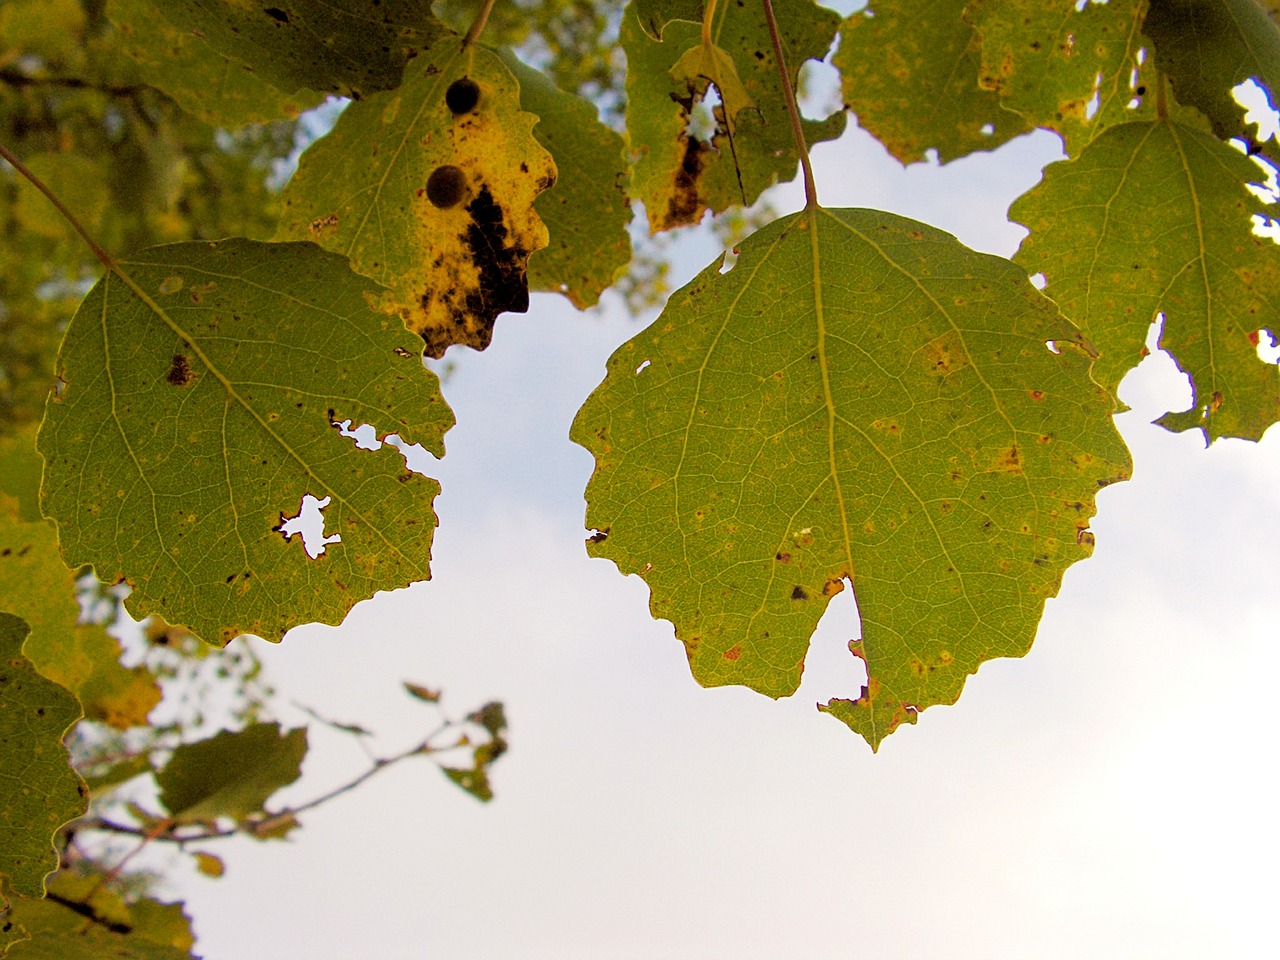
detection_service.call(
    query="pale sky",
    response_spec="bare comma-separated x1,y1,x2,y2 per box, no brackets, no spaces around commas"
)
132,108,1280,959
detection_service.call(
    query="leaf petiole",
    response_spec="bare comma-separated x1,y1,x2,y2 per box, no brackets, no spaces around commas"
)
760,0,817,209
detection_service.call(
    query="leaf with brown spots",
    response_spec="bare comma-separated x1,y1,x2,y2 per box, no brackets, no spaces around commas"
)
622,0,845,232
37,240,453,646
277,37,556,357
1013,119,1280,442
571,208,1130,750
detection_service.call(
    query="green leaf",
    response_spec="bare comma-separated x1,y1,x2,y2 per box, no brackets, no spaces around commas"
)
37,239,453,646
1144,0,1280,156
149,0,452,99
105,0,325,127
835,0,1032,164
0,614,87,898
622,0,846,232
1,872,194,959
634,0,703,40
571,209,1131,750
495,49,634,309
967,0,1150,149
155,722,305,822
670,40,756,124
277,37,557,357
441,764,494,802
1013,119,1280,441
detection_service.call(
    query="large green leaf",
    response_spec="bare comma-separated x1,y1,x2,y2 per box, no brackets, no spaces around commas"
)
495,50,633,309
1144,0,1280,157
277,37,556,357
0,614,87,898
967,0,1150,150
37,240,453,645
155,722,305,823
105,0,325,127
836,0,1032,164
622,0,846,232
571,208,1130,749
1013,119,1280,441
149,0,451,99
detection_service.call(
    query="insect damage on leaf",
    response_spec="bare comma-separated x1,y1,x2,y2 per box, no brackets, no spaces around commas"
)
277,37,556,359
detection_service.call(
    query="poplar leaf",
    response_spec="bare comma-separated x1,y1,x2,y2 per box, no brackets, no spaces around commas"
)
670,41,755,124
278,37,556,357
496,49,633,309
156,722,305,823
1144,0,1280,158
623,0,846,232
149,0,451,99
572,209,1130,749
0,614,87,898
1013,120,1280,441
967,0,1149,150
838,0,1033,165
37,240,453,646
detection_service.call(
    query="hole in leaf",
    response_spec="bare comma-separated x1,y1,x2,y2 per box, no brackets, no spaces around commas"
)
634,359,651,374
278,495,340,558
687,88,718,144
332,418,438,474
1084,76,1101,120
1029,272,1047,289
1045,340,1062,354
719,247,739,273
1255,328,1280,364
797,58,843,121
980,123,995,136
794,577,868,704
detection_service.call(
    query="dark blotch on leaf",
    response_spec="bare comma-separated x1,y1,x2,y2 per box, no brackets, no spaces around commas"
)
446,77,481,114
166,354,193,386
791,586,809,600
426,165,467,209
264,7,290,24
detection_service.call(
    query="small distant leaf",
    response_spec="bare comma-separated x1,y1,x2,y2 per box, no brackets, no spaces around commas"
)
967,0,1149,150
150,0,452,99
1144,0,1280,157
836,0,1033,164
37,240,453,645
0,614,87,898
156,722,306,823
571,209,1131,749
634,0,702,40
191,851,225,878
1013,119,1280,441
623,0,846,232
403,681,442,703
441,765,493,802
105,0,325,127
278,37,556,357
496,49,633,309
466,700,507,738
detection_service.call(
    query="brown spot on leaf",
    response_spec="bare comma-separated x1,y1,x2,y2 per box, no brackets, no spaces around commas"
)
165,354,193,386
791,585,809,600
775,551,791,563
822,578,844,597
723,644,742,661
995,445,1022,474
662,136,708,230
922,330,969,376
309,213,339,237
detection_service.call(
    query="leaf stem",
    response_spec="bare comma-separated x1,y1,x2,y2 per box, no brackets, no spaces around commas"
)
0,139,115,269
462,0,499,48
702,0,719,47
759,0,817,210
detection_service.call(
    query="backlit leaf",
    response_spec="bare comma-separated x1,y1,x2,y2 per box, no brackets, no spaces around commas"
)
622,0,846,232
572,208,1130,749
277,37,556,357
836,0,1032,164
1144,0,1280,157
37,240,453,646
0,614,87,898
150,0,451,99
967,0,1150,150
156,722,305,823
634,0,702,40
496,49,633,309
670,40,755,126
105,0,325,127
1013,119,1280,441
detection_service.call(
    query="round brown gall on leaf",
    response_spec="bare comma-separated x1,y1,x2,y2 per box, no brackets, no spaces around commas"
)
446,77,481,115
426,165,468,209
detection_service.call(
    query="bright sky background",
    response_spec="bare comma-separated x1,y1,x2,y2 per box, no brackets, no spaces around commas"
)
136,67,1280,960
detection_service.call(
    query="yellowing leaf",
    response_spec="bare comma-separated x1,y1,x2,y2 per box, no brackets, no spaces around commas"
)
670,40,755,125
149,0,451,99
0,614,88,898
496,49,633,309
191,851,225,878
156,722,305,823
1013,119,1280,441
623,0,846,232
278,37,556,357
571,209,1130,750
37,240,453,645
836,0,1032,164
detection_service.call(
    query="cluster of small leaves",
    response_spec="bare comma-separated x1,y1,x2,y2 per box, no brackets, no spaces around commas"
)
2,0,1280,952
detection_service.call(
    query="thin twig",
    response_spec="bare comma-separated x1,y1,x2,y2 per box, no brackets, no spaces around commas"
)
462,0,500,49
760,0,817,210
0,140,115,269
